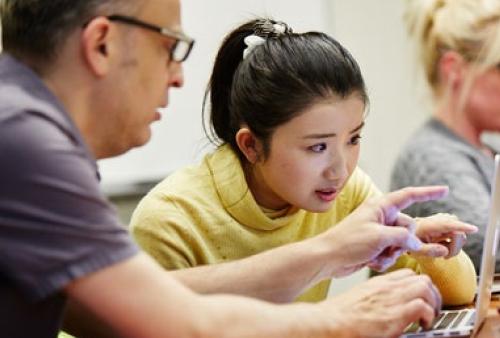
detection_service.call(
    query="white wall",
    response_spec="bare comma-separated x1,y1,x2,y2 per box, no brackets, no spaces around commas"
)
98,0,333,192
99,0,434,195
0,3,427,192
1,1,494,193
329,0,430,192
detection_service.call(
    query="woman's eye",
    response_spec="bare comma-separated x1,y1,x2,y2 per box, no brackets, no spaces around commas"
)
309,143,327,153
349,135,362,145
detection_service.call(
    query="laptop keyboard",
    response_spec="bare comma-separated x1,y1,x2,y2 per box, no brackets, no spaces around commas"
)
433,310,470,330
404,309,474,334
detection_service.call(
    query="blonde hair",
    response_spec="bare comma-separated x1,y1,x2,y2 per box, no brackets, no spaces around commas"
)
405,0,500,94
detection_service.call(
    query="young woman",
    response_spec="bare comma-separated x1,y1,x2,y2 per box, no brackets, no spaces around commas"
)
391,0,500,272
131,18,477,305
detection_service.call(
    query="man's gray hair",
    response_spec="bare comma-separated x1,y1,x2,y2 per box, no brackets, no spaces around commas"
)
0,0,139,68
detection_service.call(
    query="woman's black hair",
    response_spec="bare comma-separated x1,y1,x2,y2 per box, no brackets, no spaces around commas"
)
203,18,368,159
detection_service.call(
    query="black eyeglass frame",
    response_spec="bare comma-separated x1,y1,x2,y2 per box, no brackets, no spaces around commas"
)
107,14,195,62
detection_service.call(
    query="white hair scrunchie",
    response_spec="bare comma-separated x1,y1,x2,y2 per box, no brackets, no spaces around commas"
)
243,35,266,59
272,23,286,34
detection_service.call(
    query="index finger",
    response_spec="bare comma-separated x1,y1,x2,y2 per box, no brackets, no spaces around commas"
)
432,220,478,234
381,186,449,224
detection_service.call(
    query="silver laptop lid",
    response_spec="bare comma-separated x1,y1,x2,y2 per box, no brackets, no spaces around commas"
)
472,154,500,335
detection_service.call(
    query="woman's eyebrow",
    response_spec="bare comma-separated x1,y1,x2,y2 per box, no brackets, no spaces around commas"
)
302,122,365,139
350,121,365,133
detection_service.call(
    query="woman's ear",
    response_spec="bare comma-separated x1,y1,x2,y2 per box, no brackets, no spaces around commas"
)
235,128,263,164
80,17,115,77
439,50,466,90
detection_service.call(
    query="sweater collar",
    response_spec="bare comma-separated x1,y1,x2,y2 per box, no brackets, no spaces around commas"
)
207,144,306,231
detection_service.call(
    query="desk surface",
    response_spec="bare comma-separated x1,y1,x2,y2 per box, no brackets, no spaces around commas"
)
476,298,500,337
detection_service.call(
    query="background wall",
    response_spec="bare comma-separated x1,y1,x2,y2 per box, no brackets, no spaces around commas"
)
99,0,433,196
329,0,430,192
99,0,334,194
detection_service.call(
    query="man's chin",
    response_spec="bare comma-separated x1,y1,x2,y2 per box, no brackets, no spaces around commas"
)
134,131,153,148
102,132,152,159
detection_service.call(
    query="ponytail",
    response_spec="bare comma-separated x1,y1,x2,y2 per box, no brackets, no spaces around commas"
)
202,21,255,149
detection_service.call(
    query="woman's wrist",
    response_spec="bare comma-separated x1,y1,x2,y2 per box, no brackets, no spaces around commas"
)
307,232,352,279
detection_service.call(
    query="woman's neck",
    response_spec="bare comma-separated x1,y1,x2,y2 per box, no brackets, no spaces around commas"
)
434,105,493,157
242,162,291,210
434,101,481,147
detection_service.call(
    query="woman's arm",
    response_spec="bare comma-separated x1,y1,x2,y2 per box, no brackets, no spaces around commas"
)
168,186,450,302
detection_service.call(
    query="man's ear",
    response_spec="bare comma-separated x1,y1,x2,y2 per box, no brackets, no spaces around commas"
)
438,50,466,90
235,127,263,164
80,17,115,77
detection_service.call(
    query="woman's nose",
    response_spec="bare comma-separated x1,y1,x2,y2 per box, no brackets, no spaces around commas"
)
325,154,348,182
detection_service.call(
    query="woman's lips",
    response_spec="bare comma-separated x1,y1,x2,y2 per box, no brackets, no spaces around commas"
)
315,189,338,202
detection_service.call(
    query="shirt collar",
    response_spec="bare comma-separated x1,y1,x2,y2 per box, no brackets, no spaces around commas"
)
0,53,100,178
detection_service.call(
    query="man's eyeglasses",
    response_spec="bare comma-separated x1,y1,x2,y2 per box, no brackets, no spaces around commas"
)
107,15,194,63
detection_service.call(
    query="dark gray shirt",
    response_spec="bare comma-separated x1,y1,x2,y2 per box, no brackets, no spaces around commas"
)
390,118,499,272
0,54,139,337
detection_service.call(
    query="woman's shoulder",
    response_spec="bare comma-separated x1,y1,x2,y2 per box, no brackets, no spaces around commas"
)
135,154,220,212
130,160,222,231
156,160,214,195
395,140,481,174
137,146,241,213
398,119,479,163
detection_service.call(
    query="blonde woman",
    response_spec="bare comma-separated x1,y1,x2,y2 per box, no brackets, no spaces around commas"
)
391,0,500,272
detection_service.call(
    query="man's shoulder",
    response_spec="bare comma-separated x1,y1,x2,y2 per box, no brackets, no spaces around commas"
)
0,54,73,136
0,105,96,199
0,108,77,162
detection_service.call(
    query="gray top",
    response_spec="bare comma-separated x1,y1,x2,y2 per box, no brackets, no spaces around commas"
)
390,118,499,272
0,54,139,338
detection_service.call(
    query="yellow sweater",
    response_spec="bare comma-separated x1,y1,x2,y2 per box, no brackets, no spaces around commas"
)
131,145,476,304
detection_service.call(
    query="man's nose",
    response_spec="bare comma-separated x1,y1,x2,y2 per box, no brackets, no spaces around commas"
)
168,62,184,88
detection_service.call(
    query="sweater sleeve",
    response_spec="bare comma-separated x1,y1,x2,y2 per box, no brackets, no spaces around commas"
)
389,251,476,306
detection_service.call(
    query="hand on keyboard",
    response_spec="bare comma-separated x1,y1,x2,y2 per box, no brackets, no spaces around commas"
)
323,269,442,337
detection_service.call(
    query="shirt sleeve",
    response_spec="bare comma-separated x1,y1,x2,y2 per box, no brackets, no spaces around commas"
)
0,112,138,301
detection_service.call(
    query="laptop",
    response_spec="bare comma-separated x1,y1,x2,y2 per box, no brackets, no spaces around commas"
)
402,154,500,338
